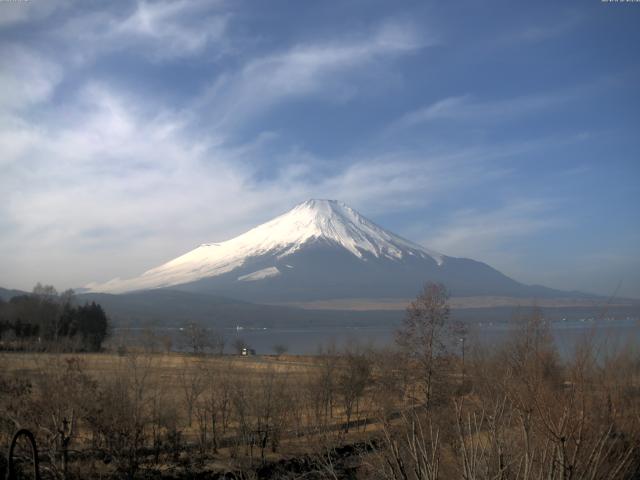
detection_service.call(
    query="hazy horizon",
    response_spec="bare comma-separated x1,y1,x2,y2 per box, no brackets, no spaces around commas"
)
1,0,639,298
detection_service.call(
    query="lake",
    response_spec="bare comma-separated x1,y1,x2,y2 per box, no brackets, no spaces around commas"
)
115,317,640,359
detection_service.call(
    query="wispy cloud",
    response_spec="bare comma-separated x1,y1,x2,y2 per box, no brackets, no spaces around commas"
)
119,0,228,58
0,45,62,111
391,91,573,131
0,0,69,27
423,200,560,261
55,0,229,62
313,150,511,216
518,12,584,42
199,21,432,129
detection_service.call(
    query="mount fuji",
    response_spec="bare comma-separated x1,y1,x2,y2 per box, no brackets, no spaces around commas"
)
86,199,573,303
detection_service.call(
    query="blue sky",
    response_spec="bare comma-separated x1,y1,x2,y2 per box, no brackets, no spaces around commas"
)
0,0,638,297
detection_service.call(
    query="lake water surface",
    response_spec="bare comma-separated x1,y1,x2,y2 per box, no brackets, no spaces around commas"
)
117,317,640,359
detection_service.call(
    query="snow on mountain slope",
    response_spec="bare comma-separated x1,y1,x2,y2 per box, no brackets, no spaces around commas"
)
238,266,281,282
86,199,444,294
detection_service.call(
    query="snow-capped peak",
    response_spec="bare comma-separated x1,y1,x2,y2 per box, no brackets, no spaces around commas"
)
261,199,442,261
86,199,444,293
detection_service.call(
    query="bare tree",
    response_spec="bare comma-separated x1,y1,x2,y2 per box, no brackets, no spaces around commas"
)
181,322,210,355
251,368,290,460
309,344,339,429
178,359,205,427
203,362,233,452
26,356,96,479
370,348,410,419
337,346,371,432
141,326,159,353
396,282,454,408
210,329,225,355
160,334,173,354
148,381,178,465
373,411,441,480
82,353,154,479
273,343,288,357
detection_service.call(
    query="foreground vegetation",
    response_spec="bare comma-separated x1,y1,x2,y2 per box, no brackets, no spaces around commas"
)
0,284,639,479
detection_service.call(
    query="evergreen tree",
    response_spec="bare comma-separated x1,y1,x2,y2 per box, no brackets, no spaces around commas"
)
76,302,109,351
0,285,110,351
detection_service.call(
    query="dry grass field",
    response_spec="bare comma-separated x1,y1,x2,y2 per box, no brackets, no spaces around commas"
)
1,312,639,479
0,348,399,478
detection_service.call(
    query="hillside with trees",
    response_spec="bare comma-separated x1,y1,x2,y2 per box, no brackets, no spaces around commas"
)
0,284,109,352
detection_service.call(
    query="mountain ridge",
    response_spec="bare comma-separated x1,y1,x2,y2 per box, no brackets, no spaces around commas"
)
85,199,600,303
86,199,444,294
